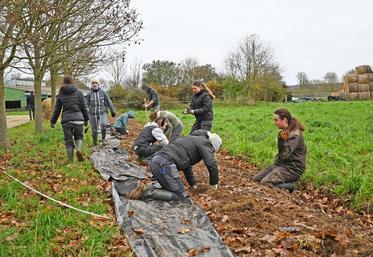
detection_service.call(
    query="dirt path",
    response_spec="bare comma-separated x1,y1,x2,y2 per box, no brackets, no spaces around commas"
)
6,115,30,128
122,120,373,257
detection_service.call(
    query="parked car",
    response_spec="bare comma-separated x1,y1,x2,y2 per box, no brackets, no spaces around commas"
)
327,95,346,101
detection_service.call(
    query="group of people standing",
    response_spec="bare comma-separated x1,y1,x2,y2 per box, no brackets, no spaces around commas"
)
49,75,307,201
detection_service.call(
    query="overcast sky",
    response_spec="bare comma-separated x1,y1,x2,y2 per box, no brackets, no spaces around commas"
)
125,0,373,85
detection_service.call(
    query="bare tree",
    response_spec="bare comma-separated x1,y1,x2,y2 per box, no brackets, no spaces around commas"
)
0,1,29,147
125,58,142,88
296,72,309,85
324,72,339,84
180,57,199,85
105,57,127,87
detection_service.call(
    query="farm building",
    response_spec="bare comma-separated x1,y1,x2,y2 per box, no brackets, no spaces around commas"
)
4,78,88,109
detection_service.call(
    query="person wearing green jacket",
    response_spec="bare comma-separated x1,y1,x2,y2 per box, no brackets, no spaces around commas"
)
113,111,135,135
150,110,183,141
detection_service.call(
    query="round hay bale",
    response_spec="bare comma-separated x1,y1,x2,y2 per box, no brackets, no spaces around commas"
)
357,74,369,84
359,84,370,92
349,83,359,92
346,74,358,83
360,91,371,99
42,98,52,120
348,93,359,100
368,74,373,81
355,65,373,74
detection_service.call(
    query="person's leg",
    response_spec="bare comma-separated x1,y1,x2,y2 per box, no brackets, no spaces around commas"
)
99,112,108,141
73,124,84,161
89,114,98,145
32,107,35,119
149,156,186,200
190,120,201,134
115,127,126,135
62,123,74,162
253,165,276,182
200,120,212,131
171,124,183,141
260,166,301,186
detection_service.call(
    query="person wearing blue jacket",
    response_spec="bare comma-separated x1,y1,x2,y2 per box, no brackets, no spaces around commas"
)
113,111,135,135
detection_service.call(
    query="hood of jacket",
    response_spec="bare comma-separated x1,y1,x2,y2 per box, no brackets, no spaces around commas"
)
60,84,77,94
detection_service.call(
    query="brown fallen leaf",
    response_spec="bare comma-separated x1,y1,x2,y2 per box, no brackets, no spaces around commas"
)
221,215,229,222
234,246,251,253
187,248,198,257
200,246,211,253
181,218,191,224
132,228,144,235
127,210,135,217
178,227,191,234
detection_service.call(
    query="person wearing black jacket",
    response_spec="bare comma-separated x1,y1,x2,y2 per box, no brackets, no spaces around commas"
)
26,91,35,120
184,81,215,133
143,130,222,201
50,76,89,162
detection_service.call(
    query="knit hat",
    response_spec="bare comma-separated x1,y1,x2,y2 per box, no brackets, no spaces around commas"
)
207,131,222,152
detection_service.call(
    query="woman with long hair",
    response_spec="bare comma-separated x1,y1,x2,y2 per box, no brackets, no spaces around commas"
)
184,81,215,133
253,108,307,191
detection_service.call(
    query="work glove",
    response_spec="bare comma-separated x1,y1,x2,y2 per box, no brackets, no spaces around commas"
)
50,123,55,128
210,184,218,190
84,121,89,127
182,108,193,115
111,112,116,118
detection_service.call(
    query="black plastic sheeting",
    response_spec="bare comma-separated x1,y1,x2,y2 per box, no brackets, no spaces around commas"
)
91,136,234,257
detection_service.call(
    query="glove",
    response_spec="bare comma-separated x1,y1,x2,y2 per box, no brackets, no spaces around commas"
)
50,123,55,128
210,184,218,190
111,112,116,118
84,121,88,127
189,109,195,114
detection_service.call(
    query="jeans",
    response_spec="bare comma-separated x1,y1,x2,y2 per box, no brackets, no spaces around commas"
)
89,112,108,136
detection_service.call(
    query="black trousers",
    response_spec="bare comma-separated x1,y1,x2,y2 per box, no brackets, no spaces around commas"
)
62,123,84,149
190,120,212,134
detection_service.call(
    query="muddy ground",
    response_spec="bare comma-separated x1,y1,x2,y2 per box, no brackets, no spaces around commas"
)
122,120,373,257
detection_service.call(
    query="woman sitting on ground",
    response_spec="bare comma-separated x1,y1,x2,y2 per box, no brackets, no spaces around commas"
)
133,117,169,161
253,108,307,191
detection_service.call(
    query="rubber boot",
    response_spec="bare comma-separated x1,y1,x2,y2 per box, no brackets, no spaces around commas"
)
92,135,98,146
146,189,174,201
66,147,74,162
75,139,84,162
275,182,296,193
101,130,106,142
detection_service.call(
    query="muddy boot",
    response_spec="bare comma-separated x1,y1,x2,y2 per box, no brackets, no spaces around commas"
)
66,147,74,162
101,130,106,142
75,139,84,162
275,182,296,193
92,135,98,146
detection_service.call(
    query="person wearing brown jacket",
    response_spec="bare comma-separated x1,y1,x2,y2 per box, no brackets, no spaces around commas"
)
253,108,307,192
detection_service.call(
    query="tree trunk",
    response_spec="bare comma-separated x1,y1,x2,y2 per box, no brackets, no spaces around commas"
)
34,75,43,133
0,69,10,148
50,62,58,110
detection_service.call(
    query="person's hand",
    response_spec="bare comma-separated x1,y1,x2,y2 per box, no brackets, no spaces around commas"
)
210,184,218,190
111,112,116,118
84,121,88,127
189,109,195,114
50,123,55,128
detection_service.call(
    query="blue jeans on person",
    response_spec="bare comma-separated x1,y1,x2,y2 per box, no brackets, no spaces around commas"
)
89,112,108,137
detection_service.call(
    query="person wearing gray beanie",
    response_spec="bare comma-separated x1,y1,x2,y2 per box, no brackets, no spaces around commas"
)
138,129,222,201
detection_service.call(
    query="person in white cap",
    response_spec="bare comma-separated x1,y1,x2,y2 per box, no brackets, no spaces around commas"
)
136,129,222,201
86,79,116,145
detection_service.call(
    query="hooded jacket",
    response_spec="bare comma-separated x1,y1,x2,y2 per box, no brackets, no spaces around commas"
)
114,111,135,131
86,87,115,115
190,89,213,121
157,130,219,185
50,85,89,124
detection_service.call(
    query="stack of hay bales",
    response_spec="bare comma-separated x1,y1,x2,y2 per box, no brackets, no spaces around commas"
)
343,65,373,100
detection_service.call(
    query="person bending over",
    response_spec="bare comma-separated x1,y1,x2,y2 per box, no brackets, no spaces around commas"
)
150,110,183,141
113,111,135,135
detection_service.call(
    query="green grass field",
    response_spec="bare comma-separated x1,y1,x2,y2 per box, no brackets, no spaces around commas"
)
134,101,373,210
0,123,131,256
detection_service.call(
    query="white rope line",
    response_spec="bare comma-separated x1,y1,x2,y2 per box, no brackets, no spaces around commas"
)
1,170,111,220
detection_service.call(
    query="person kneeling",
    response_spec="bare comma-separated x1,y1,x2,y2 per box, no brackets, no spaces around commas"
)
253,108,307,192
143,130,222,201
133,117,169,161
113,111,135,135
